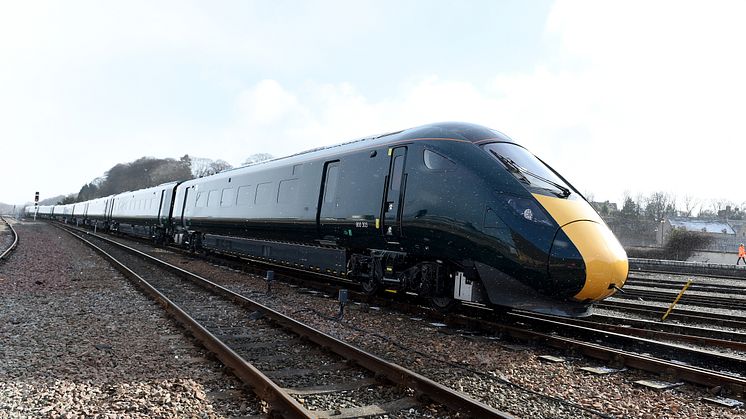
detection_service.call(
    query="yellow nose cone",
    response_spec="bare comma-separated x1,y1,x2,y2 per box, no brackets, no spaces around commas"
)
561,220,628,301
533,194,628,301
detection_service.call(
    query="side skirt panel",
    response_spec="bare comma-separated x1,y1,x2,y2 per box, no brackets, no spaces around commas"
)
202,234,347,275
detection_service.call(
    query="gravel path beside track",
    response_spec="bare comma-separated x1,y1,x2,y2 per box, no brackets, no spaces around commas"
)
0,221,261,418
135,245,746,418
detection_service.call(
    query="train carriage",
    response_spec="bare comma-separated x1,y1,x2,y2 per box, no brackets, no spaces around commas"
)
168,122,627,316
36,122,628,316
109,183,178,240
83,196,113,229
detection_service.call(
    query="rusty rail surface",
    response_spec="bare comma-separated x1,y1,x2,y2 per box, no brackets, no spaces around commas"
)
60,222,746,402
524,312,746,352
59,225,312,418
598,300,746,329
58,224,513,419
0,216,18,261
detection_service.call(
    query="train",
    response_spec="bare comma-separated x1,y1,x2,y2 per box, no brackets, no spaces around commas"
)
26,122,628,316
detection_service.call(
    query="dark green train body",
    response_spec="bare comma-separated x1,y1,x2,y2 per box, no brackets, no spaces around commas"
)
27,122,628,316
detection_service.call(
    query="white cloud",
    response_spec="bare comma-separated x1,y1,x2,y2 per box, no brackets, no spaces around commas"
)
3,1,745,209
236,80,301,125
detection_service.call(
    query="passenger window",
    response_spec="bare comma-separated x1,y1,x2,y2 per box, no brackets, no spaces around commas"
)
195,192,207,208
255,182,274,205
324,163,340,204
221,188,234,207
278,179,299,204
390,155,403,192
208,190,220,207
424,149,455,171
236,185,253,206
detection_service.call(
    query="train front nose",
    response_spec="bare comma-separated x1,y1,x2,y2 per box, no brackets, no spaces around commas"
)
555,220,628,301
534,194,629,302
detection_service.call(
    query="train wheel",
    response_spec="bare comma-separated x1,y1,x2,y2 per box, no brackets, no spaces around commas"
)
431,296,457,312
360,277,380,295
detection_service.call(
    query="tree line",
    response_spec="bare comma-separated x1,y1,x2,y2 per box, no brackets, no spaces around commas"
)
589,191,746,222
56,153,273,204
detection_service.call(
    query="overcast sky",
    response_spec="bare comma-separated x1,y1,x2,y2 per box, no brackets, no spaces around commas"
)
2,1,745,210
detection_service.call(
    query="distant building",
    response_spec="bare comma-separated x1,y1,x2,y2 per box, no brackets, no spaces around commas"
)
658,217,736,247
729,219,746,239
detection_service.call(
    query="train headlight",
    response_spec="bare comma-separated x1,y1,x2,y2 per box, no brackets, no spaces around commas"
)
506,197,552,226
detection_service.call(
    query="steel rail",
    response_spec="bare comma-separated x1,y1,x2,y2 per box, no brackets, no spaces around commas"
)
506,312,746,372
57,223,746,401
614,289,746,311
59,226,312,419
587,313,746,344
626,276,746,293
318,290,746,397
444,314,746,398
0,216,18,261
629,258,746,280
277,281,746,398
59,225,513,419
598,300,746,329
521,312,746,352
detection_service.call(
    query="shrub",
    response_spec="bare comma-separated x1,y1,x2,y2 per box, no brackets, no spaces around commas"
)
662,230,714,261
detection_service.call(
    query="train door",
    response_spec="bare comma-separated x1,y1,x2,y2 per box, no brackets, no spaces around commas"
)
381,146,407,238
180,188,190,227
156,190,165,224
317,160,341,236
107,198,115,225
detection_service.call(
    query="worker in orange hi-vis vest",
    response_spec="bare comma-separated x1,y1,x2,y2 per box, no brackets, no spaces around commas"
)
738,243,746,265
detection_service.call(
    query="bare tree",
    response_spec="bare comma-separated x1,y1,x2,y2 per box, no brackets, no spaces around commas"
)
211,159,232,173
644,191,675,222
243,153,274,166
698,207,716,218
190,157,233,178
709,198,736,218
635,193,646,215
682,195,701,217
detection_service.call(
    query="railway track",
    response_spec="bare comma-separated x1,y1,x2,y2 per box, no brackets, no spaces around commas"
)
598,300,746,330
56,224,511,419
612,288,746,311
430,309,746,399
58,223,746,402
588,312,746,346
626,275,746,295
0,216,18,261
629,257,746,280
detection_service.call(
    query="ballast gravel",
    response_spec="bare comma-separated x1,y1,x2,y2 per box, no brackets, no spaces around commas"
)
134,244,746,418
0,221,261,418
11,221,746,418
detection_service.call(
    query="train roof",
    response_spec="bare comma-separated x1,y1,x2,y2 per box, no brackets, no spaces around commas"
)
286,121,513,159
197,122,514,183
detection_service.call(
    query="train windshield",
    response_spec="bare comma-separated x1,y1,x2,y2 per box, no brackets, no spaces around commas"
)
482,142,574,198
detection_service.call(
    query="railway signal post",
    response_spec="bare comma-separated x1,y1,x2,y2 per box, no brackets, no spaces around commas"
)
34,191,39,221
